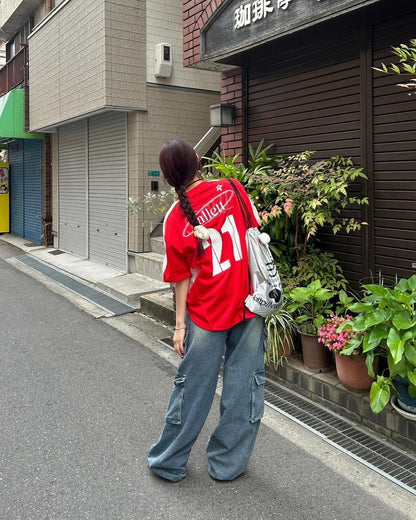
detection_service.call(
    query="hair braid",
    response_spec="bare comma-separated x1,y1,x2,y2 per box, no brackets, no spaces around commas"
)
159,139,205,257
176,186,204,257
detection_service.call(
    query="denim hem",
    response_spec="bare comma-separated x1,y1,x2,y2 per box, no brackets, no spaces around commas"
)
149,467,186,483
207,467,246,482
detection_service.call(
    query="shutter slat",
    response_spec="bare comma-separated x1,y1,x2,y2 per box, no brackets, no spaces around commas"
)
58,120,88,257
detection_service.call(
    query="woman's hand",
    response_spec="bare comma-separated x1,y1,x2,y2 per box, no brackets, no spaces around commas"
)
173,277,191,358
173,328,186,357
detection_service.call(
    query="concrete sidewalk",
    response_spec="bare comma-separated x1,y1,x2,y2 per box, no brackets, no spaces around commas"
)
0,233,175,325
3,233,416,456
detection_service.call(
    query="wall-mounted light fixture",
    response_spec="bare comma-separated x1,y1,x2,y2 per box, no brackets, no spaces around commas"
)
209,103,235,127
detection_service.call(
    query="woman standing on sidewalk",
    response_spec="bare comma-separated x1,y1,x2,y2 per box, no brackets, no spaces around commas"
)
147,139,266,482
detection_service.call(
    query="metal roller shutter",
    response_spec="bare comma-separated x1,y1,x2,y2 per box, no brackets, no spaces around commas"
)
23,140,42,243
372,15,416,280
9,139,42,243
246,18,365,284
58,120,88,257
88,112,127,272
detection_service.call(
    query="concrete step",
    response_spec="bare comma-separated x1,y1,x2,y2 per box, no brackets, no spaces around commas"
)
97,273,169,306
140,290,175,327
150,236,165,256
130,251,165,281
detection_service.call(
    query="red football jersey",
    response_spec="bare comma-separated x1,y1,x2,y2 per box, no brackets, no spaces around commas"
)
163,179,259,331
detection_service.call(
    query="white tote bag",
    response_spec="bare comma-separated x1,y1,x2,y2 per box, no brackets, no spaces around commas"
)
244,227,283,317
229,179,283,317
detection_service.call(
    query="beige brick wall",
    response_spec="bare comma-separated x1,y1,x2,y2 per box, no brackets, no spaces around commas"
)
105,0,146,108
128,86,220,252
146,0,220,92
29,0,146,131
25,0,220,255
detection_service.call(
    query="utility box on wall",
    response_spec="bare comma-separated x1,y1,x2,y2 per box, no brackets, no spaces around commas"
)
0,162,9,233
154,43,172,78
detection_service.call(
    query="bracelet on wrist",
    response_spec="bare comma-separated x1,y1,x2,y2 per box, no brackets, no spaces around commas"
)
174,326,186,330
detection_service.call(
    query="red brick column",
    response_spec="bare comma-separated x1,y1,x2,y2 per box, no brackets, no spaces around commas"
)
183,1,224,67
221,68,244,160
183,0,245,161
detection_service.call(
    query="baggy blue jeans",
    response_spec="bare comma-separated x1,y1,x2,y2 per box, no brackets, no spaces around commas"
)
148,314,266,482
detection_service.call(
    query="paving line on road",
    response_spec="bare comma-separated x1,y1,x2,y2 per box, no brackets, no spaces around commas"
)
14,254,136,317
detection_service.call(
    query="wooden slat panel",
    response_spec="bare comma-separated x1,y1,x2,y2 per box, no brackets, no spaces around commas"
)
372,12,416,279
247,17,364,282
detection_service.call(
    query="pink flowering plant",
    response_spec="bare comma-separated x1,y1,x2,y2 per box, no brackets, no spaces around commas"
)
317,290,365,357
318,315,358,355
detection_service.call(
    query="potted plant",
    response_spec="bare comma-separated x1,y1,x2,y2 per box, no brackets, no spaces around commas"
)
318,312,377,391
346,275,416,415
287,280,336,371
265,301,297,369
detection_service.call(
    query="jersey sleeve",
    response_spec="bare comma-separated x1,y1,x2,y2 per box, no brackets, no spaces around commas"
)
163,233,192,283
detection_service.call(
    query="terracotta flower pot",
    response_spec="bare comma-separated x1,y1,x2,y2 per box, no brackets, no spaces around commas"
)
335,353,376,391
300,332,332,372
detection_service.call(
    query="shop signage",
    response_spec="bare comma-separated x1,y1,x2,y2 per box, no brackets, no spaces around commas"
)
147,170,160,177
201,0,381,62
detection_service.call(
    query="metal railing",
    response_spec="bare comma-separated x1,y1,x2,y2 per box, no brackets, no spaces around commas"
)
0,46,27,96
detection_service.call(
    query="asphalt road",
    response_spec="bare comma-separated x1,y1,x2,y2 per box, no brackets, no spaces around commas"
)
1,243,415,520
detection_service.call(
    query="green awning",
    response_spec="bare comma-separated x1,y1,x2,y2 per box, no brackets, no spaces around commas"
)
0,89,44,140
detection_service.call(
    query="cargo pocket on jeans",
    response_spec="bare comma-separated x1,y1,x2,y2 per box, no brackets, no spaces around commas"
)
165,374,186,425
249,371,265,423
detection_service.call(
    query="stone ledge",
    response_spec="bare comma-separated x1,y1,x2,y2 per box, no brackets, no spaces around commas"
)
266,355,416,454
140,290,175,327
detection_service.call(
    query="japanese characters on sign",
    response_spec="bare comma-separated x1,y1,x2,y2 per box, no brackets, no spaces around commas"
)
234,0,324,30
202,0,371,61
234,0,292,29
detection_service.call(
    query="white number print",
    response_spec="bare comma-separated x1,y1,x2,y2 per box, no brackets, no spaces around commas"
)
204,215,243,276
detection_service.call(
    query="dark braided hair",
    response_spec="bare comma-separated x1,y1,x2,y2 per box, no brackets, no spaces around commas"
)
159,140,205,256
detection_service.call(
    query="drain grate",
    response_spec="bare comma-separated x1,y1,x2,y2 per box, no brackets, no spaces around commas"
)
264,379,416,495
15,254,136,317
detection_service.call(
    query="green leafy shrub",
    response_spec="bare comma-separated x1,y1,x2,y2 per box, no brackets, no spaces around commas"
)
345,275,416,414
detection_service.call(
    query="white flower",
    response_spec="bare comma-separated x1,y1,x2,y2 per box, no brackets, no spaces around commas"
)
193,225,210,240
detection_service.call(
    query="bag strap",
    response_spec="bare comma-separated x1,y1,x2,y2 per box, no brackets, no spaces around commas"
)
228,178,252,230
228,179,253,314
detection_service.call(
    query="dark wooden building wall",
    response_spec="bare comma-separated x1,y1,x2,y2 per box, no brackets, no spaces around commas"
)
372,13,416,281
246,15,365,285
245,1,416,285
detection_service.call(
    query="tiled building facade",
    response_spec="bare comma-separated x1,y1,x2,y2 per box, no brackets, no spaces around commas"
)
1,0,220,271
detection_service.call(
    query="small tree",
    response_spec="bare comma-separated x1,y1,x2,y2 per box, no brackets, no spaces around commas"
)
203,143,368,292
247,151,368,264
